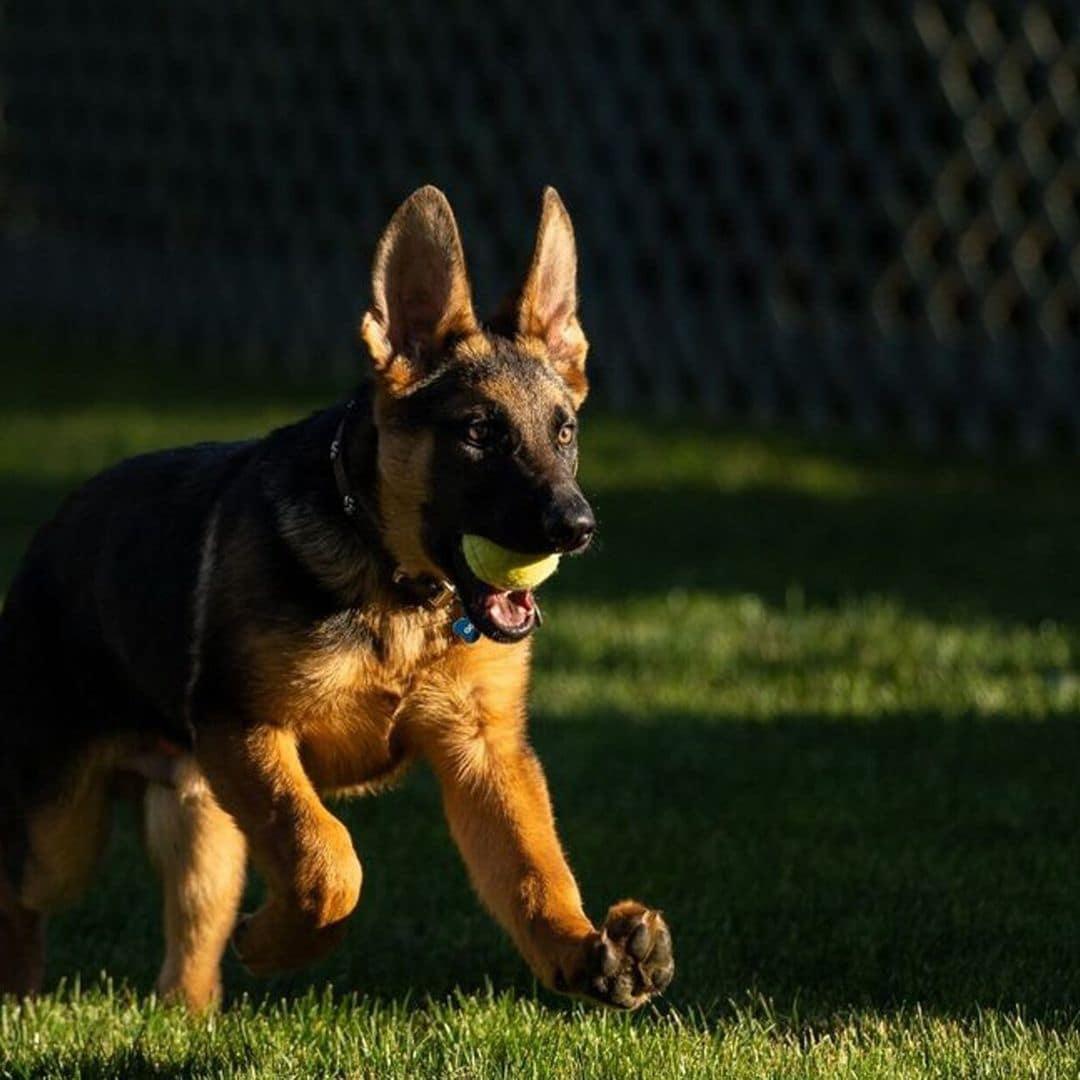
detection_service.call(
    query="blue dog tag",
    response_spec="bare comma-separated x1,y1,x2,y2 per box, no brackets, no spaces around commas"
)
452,616,480,644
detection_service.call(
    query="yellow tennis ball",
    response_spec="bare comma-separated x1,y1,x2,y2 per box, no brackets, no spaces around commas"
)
462,534,561,591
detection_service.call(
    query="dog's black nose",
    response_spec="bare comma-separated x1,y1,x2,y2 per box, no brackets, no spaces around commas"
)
543,493,596,553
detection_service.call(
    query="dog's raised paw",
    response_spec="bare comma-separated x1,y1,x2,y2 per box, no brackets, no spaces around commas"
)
579,901,674,1009
230,903,350,977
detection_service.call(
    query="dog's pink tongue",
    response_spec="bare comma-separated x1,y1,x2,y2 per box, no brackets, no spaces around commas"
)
485,589,535,628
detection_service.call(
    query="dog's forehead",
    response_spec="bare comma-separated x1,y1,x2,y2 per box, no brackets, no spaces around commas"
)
450,334,572,416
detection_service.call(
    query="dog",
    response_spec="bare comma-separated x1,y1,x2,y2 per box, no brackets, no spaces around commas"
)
0,187,674,1011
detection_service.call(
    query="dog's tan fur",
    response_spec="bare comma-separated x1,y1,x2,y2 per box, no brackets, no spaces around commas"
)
144,757,246,1009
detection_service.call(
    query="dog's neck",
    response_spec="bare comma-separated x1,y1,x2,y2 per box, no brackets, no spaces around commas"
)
330,389,456,612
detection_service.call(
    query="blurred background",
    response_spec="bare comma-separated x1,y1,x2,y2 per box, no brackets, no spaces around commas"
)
3,0,1080,1049
5,1,1080,451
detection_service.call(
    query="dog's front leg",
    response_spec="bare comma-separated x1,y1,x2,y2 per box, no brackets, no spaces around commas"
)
195,721,362,975
411,692,674,1009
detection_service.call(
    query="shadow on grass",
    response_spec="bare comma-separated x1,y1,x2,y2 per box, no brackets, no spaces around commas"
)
0,478,81,586
44,710,1080,1026
552,480,1080,628
0,326,347,415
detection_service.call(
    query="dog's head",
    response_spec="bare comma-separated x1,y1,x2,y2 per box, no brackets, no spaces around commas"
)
360,186,594,643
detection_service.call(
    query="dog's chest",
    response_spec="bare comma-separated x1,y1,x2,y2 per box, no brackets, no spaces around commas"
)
277,608,459,791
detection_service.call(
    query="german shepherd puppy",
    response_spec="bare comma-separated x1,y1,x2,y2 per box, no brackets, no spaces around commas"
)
0,187,673,1011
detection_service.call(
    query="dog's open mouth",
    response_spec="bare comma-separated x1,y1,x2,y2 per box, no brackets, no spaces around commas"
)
451,549,539,643
459,580,538,643
482,587,536,635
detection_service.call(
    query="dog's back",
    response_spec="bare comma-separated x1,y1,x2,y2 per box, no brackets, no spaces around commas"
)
0,440,253,801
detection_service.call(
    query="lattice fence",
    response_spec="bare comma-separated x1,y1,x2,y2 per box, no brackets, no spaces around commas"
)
3,2,1080,449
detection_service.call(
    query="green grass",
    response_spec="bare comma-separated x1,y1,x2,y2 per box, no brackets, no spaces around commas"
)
2,335,1080,1077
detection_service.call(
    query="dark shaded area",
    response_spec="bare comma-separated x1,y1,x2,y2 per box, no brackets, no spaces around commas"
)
0,327,348,412
0,478,76,584
5,5,1080,447
553,481,1080,629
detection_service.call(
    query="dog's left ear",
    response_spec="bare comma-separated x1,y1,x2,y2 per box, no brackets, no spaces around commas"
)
360,185,479,395
500,187,589,406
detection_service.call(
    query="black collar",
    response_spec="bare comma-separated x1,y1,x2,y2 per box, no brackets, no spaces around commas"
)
330,399,457,611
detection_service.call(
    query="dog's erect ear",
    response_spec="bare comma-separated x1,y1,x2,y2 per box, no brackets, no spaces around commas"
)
501,187,589,405
360,186,478,395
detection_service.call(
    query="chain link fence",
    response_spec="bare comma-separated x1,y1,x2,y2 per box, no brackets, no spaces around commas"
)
2,2,1080,450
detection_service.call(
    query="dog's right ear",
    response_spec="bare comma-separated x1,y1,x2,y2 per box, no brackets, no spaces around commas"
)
360,186,478,395
493,187,589,406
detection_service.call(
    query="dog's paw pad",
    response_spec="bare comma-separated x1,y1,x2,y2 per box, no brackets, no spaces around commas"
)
580,901,674,1009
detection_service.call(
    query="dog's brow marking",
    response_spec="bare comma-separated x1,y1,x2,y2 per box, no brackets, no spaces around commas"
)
185,502,221,736
398,334,499,397
399,357,456,397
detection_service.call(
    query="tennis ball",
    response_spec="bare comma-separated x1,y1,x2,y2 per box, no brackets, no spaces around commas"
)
462,534,561,591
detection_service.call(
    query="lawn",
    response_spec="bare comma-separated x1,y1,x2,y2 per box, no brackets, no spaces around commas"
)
2,334,1080,1077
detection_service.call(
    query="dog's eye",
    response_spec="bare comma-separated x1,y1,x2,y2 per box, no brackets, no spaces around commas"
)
556,421,576,447
464,418,490,448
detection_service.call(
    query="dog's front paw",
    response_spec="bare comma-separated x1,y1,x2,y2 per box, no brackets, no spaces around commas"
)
573,900,674,1009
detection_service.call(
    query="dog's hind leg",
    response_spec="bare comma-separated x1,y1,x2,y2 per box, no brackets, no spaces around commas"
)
1,741,119,996
143,756,246,1011
17,750,115,917
0,848,45,996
